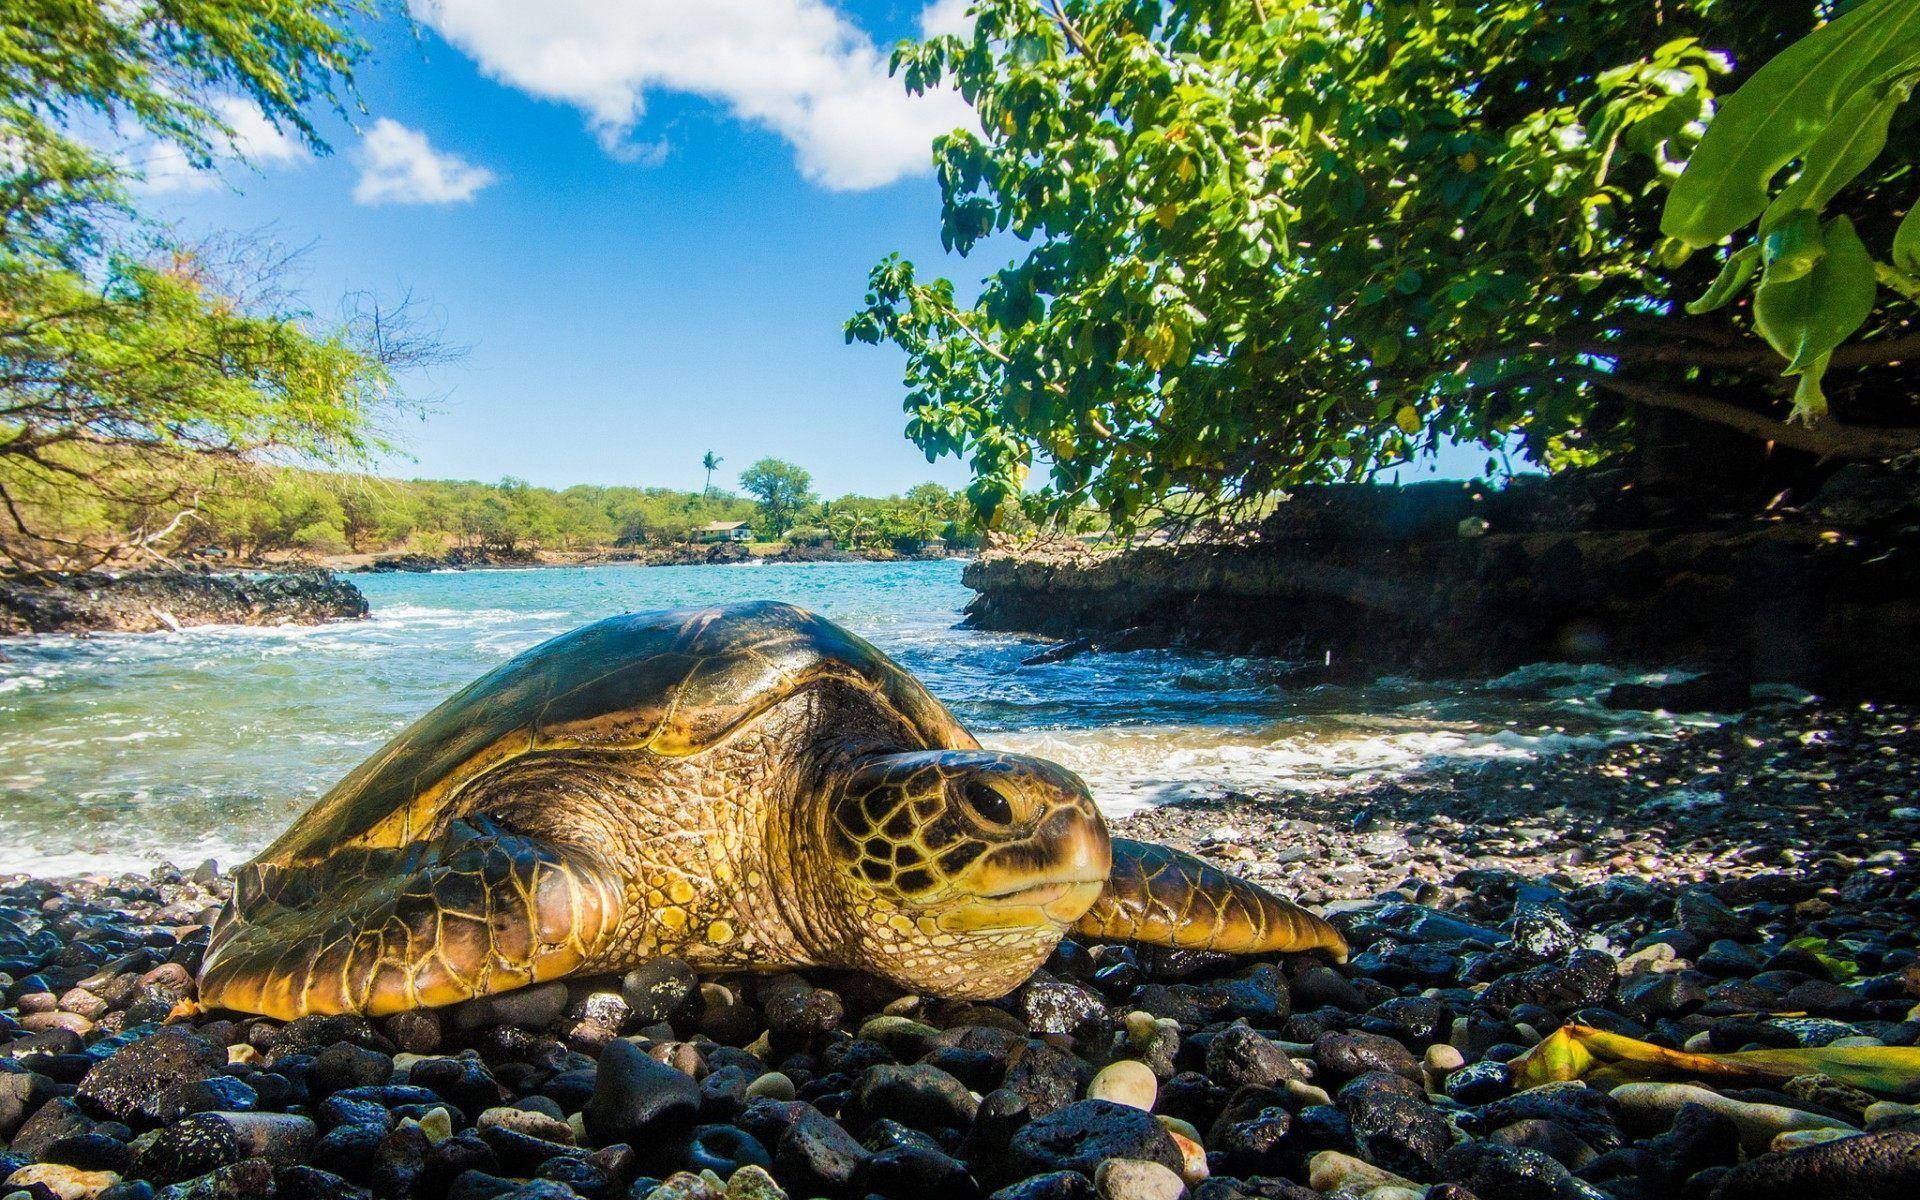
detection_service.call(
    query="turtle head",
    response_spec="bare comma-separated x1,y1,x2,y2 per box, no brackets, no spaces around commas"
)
822,749,1111,998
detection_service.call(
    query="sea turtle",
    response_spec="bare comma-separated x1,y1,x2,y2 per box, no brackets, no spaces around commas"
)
198,601,1345,1019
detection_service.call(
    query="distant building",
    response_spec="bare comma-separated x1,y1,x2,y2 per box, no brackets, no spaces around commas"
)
922,536,947,556
695,520,753,543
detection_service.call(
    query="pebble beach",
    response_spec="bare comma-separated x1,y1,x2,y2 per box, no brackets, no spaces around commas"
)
0,699,1914,1200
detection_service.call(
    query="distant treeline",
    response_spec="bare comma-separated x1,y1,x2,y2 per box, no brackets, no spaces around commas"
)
0,449,994,564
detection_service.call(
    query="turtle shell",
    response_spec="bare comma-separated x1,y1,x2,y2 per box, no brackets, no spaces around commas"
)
256,601,978,868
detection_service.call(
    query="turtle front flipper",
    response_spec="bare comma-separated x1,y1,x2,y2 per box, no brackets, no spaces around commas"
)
1074,838,1348,961
198,816,622,1019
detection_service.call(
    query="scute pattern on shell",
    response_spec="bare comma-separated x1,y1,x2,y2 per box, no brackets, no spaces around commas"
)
258,601,975,867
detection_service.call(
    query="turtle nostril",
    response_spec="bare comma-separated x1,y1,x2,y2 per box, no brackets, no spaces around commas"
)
960,778,1015,827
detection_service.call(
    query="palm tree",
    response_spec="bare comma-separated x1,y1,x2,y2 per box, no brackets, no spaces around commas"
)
701,451,723,495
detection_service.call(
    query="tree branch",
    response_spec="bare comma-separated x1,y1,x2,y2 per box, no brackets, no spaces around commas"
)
1565,368,1920,460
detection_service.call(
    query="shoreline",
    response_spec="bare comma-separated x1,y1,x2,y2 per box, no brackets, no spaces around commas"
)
0,698,1914,1196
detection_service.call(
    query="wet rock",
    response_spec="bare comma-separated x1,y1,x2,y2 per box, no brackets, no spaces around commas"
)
623,959,699,1025
1340,1075,1452,1180
76,1029,225,1123
846,1064,979,1135
1704,1128,1920,1199
850,1144,978,1200
986,1171,1096,1200
1313,1030,1420,1084
1013,973,1111,1046
1003,1039,1093,1119
1206,1104,1291,1177
310,1041,394,1096
686,1124,772,1175
1477,1083,1622,1153
1637,1100,1742,1194
274,1164,375,1200
1006,1100,1184,1180
583,1037,701,1144
758,976,842,1039
1440,1141,1589,1200
1482,951,1615,1014
773,1107,869,1195
1204,1023,1301,1090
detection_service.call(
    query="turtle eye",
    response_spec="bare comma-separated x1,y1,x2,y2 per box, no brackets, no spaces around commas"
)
959,778,1015,827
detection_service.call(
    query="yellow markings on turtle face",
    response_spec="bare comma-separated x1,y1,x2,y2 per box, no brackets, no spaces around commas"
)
706,920,735,944
888,914,917,937
666,877,695,905
746,870,764,889
656,907,689,932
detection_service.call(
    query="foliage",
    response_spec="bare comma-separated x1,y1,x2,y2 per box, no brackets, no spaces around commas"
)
737,457,819,537
0,0,413,569
1665,0,1920,419
0,451,982,562
851,0,1920,531
1509,1021,1920,1096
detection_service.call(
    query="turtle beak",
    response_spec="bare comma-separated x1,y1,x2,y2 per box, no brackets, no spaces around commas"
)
941,807,1111,933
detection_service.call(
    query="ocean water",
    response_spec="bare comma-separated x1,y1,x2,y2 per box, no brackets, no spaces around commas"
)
0,560,1711,875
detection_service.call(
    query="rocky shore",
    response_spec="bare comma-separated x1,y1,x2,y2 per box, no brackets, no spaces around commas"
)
965,466,1920,701
0,568,369,636
0,701,1916,1199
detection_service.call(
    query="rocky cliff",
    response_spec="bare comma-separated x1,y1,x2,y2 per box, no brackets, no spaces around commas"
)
0,567,370,635
964,468,1920,700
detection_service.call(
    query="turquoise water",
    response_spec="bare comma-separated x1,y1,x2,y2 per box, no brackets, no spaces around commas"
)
0,560,1696,875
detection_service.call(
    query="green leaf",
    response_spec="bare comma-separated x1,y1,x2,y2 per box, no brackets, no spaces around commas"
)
1761,62,1919,234
1510,1023,1920,1097
1760,209,1827,286
1395,406,1422,435
1662,0,1920,247
1753,216,1878,375
1684,242,1761,314
1895,195,1920,274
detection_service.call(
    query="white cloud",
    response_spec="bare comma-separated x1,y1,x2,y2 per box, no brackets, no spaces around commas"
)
135,98,309,194
918,0,976,38
215,98,306,166
409,0,977,191
353,118,497,205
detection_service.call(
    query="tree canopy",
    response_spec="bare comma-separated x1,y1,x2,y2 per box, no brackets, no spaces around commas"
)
849,0,1919,531
738,457,819,537
0,0,418,569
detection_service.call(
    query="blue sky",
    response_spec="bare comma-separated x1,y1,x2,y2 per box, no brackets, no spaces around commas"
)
141,1,983,498
142,0,1493,498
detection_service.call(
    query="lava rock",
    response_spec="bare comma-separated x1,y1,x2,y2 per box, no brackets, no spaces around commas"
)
583,1037,701,1144
1006,1100,1184,1180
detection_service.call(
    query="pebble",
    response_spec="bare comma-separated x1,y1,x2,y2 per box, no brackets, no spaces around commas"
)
0,699,1916,1200
1087,1060,1158,1111
1093,1158,1185,1200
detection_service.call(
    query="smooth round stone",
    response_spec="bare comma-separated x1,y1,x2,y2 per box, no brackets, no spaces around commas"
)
1088,1060,1158,1111
744,1072,796,1102
1424,1044,1466,1074
1308,1151,1421,1195
1094,1158,1186,1200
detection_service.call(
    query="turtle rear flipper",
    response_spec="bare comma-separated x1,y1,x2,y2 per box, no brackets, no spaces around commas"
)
1073,837,1348,961
198,817,621,1019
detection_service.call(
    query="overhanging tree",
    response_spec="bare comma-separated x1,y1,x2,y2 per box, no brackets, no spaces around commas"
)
848,0,1919,530
0,0,426,569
